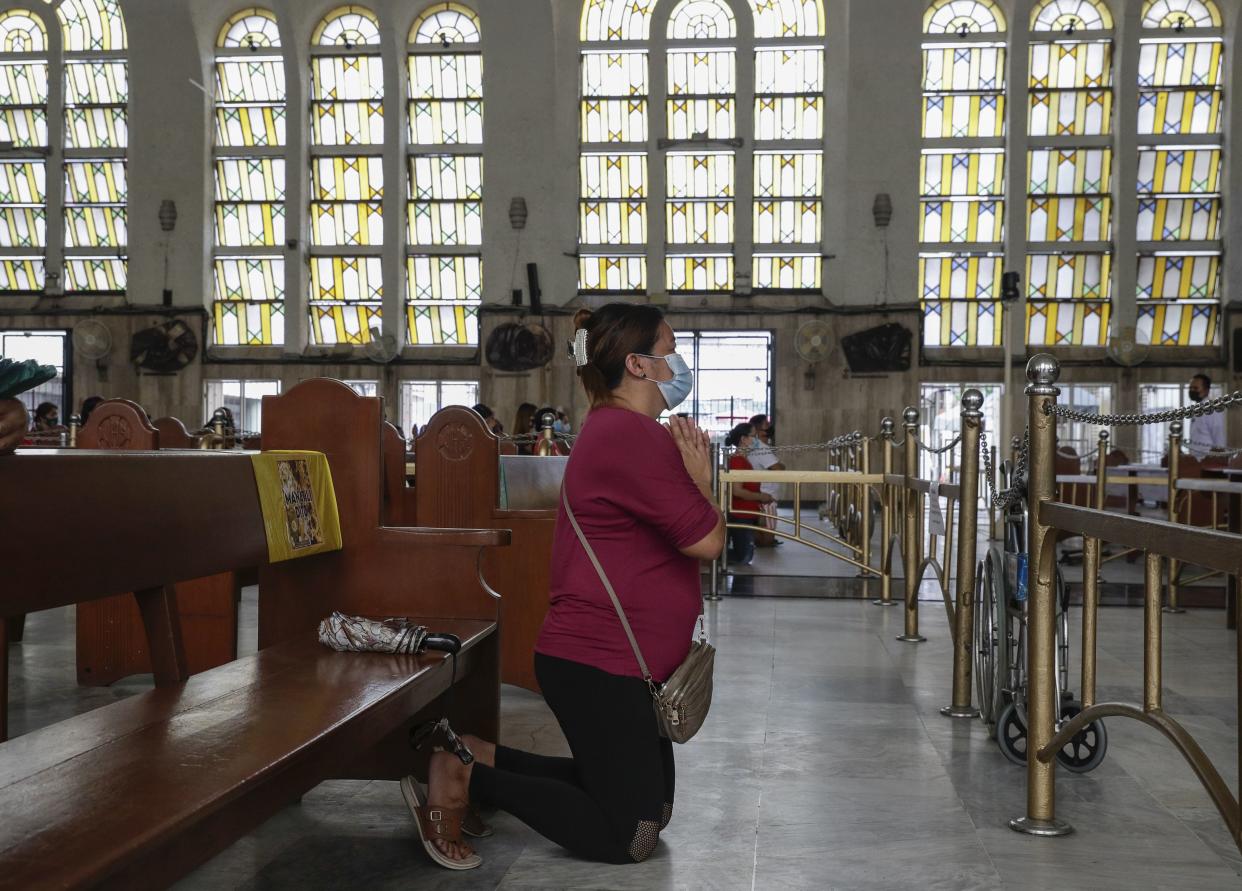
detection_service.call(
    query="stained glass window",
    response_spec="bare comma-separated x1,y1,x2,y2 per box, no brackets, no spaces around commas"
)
0,11,46,292
407,3,482,347
1026,0,1113,347
1137,0,1223,346
53,0,126,294
579,0,825,295
579,1,649,292
309,6,382,346
212,8,284,346
751,0,824,290
921,0,1005,347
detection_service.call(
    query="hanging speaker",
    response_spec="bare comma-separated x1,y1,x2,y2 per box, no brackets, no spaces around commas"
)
526,263,542,314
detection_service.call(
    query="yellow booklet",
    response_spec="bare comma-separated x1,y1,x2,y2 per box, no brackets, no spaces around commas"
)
250,450,343,563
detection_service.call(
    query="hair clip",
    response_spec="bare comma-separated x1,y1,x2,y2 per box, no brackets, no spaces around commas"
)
572,328,589,367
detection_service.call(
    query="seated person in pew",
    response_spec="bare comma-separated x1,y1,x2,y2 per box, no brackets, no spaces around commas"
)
405,303,725,869
0,398,25,452
471,403,501,435
725,422,776,565
32,402,61,432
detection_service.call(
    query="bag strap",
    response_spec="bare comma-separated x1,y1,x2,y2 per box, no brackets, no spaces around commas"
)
561,484,655,686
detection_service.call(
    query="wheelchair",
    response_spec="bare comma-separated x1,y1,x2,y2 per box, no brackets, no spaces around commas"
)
972,461,1108,773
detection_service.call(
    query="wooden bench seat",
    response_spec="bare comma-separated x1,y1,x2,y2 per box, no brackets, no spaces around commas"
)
0,624,492,890
0,379,508,888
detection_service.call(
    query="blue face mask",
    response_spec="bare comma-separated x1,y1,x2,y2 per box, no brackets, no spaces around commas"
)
636,352,694,410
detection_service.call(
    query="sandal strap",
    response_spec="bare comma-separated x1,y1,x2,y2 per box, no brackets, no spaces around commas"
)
417,805,467,842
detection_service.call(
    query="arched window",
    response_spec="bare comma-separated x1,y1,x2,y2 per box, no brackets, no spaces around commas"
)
58,0,127,294
577,0,824,296
0,10,48,292
920,0,1006,348
665,0,736,292
212,8,285,346
751,0,824,291
1137,0,1223,346
309,5,383,346
407,2,482,347
1026,0,1113,347
578,0,651,292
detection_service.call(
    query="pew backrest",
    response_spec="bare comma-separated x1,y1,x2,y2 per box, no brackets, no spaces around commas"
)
80,399,158,450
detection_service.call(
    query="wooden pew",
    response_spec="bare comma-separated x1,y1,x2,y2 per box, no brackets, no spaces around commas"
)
0,379,506,888
153,415,196,448
76,399,239,686
415,407,557,692
382,421,417,526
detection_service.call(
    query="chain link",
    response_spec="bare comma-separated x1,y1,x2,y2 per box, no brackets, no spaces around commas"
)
1187,441,1242,459
912,434,962,454
979,427,1028,510
499,432,578,445
733,430,865,457
1046,390,1242,426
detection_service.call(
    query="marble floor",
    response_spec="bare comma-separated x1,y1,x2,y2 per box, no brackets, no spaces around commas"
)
8,590,1242,889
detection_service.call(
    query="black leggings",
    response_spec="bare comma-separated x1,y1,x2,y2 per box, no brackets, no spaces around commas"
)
468,652,675,864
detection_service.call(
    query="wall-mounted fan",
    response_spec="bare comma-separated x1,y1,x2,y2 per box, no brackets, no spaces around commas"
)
796,320,833,391
364,326,400,363
73,319,113,365
1106,326,1150,367
130,319,198,374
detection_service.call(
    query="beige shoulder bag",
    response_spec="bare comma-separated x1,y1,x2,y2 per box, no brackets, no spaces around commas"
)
561,486,715,744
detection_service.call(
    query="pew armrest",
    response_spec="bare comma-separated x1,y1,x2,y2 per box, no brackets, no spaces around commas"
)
375,527,511,549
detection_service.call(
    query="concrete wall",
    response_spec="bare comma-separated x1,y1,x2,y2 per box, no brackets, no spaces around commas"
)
2,0,1240,462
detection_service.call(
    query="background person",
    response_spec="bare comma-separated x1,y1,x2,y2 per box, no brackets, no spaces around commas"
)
747,413,785,546
726,422,775,565
1187,373,1226,460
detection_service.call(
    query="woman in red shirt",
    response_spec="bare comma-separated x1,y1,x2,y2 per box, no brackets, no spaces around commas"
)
725,423,776,565
404,304,724,870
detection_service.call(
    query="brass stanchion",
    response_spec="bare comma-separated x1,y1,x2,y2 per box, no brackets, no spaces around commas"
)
708,442,722,602
1010,354,1073,838
1164,421,1185,613
68,414,80,448
859,437,872,594
874,418,896,605
897,406,925,642
1081,430,1108,709
942,389,983,718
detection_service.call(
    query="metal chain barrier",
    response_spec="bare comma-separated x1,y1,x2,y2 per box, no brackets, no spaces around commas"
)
1045,390,1242,426
499,432,578,445
725,430,865,457
979,427,1028,510
1186,442,1242,459
913,434,962,454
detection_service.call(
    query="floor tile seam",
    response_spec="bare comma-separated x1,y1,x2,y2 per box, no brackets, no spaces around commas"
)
748,605,778,891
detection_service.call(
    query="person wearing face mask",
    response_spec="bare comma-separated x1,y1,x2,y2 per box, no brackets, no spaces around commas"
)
725,423,777,565
400,303,724,871
1186,374,1226,460
746,414,784,547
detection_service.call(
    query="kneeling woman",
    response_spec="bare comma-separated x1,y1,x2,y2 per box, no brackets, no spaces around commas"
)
404,303,724,869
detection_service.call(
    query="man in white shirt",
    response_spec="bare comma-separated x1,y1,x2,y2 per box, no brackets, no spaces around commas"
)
747,414,784,545
1186,374,1226,460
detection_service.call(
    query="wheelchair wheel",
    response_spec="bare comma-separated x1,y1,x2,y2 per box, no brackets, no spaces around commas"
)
995,701,1027,766
1055,563,1070,698
1054,702,1108,773
974,547,1005,725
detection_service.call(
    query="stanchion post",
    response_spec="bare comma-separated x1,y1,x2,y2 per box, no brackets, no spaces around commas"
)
1080,429,1107,709
707,442,723,601
1164,421,1185,613
860,437,872,581
897,406,925,642
1010,354,1073,838
943,389,983,718
68,414,81,448
875,418,896,605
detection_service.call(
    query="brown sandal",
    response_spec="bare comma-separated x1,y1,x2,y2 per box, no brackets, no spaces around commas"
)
400,776,482,870
405,779,493,838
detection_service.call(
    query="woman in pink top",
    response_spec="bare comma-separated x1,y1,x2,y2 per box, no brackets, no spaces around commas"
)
404,304,724,870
